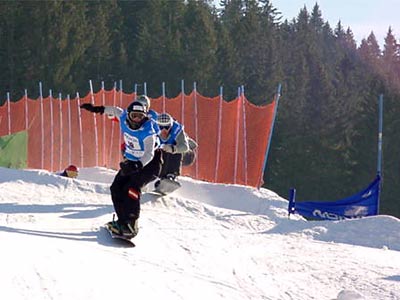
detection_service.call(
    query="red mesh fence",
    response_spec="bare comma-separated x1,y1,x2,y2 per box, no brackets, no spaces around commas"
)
0,89,277,187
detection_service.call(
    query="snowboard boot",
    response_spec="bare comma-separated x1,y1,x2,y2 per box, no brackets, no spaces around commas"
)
155,173,177,189
126,218,139,238
154,174,181,195
106,218,138,239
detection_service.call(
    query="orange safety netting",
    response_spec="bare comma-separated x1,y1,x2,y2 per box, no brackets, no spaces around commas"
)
0,89,276,187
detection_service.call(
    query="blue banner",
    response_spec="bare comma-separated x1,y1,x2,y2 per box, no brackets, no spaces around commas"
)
288,175,380,220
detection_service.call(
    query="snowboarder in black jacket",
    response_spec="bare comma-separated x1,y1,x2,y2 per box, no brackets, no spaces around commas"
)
80,100,162,238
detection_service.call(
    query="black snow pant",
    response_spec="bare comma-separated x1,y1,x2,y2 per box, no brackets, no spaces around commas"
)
159,151,183,178
110,149,162,224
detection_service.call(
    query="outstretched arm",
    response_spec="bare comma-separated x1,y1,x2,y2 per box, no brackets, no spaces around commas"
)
80,103,105,114
80,104,123,120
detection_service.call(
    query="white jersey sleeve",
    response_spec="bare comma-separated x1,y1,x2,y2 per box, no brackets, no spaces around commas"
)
140,134,158,166
104,106,124,120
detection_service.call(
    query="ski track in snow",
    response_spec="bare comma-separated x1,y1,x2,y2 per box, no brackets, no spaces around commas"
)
0,166,400,300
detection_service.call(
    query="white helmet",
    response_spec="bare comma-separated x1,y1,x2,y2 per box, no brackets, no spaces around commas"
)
156,113,173,129
136,95,151,110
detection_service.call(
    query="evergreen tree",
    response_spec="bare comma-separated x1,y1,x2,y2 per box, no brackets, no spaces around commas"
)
134,0,186,97
382,27,400,91
76,0,120,92
217,0,246,100
218,0,280,102
214,16,239,100
117,0,148,87
0,1,19,100
35,1,89,96
180,0,218,95
358,32,382,74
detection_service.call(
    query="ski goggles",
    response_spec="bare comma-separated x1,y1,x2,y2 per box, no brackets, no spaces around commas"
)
66,170,78,178
159,125,171,130
129,112,146,121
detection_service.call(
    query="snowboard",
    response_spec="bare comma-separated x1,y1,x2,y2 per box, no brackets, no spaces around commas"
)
104,224,136,247
154,178,181,195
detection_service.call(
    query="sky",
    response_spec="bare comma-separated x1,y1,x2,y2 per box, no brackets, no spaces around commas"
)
1,166,400,300
271,0,400,47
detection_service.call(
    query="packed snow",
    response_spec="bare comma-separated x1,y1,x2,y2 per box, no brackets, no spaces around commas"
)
0,166,399,300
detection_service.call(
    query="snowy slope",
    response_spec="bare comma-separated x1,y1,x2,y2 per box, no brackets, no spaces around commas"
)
0,167,399,300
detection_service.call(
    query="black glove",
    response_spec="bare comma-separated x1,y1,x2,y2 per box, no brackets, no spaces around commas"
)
80,103,105,114
119,160,143,176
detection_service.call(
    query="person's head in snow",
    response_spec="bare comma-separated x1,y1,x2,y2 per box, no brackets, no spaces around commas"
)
61,165,79,178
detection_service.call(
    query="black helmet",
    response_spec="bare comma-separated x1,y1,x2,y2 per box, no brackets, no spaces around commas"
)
126,101,148,128
127,101,147,114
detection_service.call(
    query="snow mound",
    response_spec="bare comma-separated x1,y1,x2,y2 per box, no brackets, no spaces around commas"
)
0,167,399,300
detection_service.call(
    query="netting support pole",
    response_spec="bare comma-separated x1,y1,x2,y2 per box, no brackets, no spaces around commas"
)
118,80,123,157
233,87,241,184
6,92,11,135
377,94,384,215
89,80,99,166
101,81,106,166
39,82,44,169
67,94,72,165
49,89,54,171
288,188,296,218
241,85,248,185
181,79,185,124
214,86,223,181
377,94,383,176
108,82,117,167
259,83,282,188
58,93,63,171
193,82,199,178
24,89,28,131
162,82,166,112
77,92,84,168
